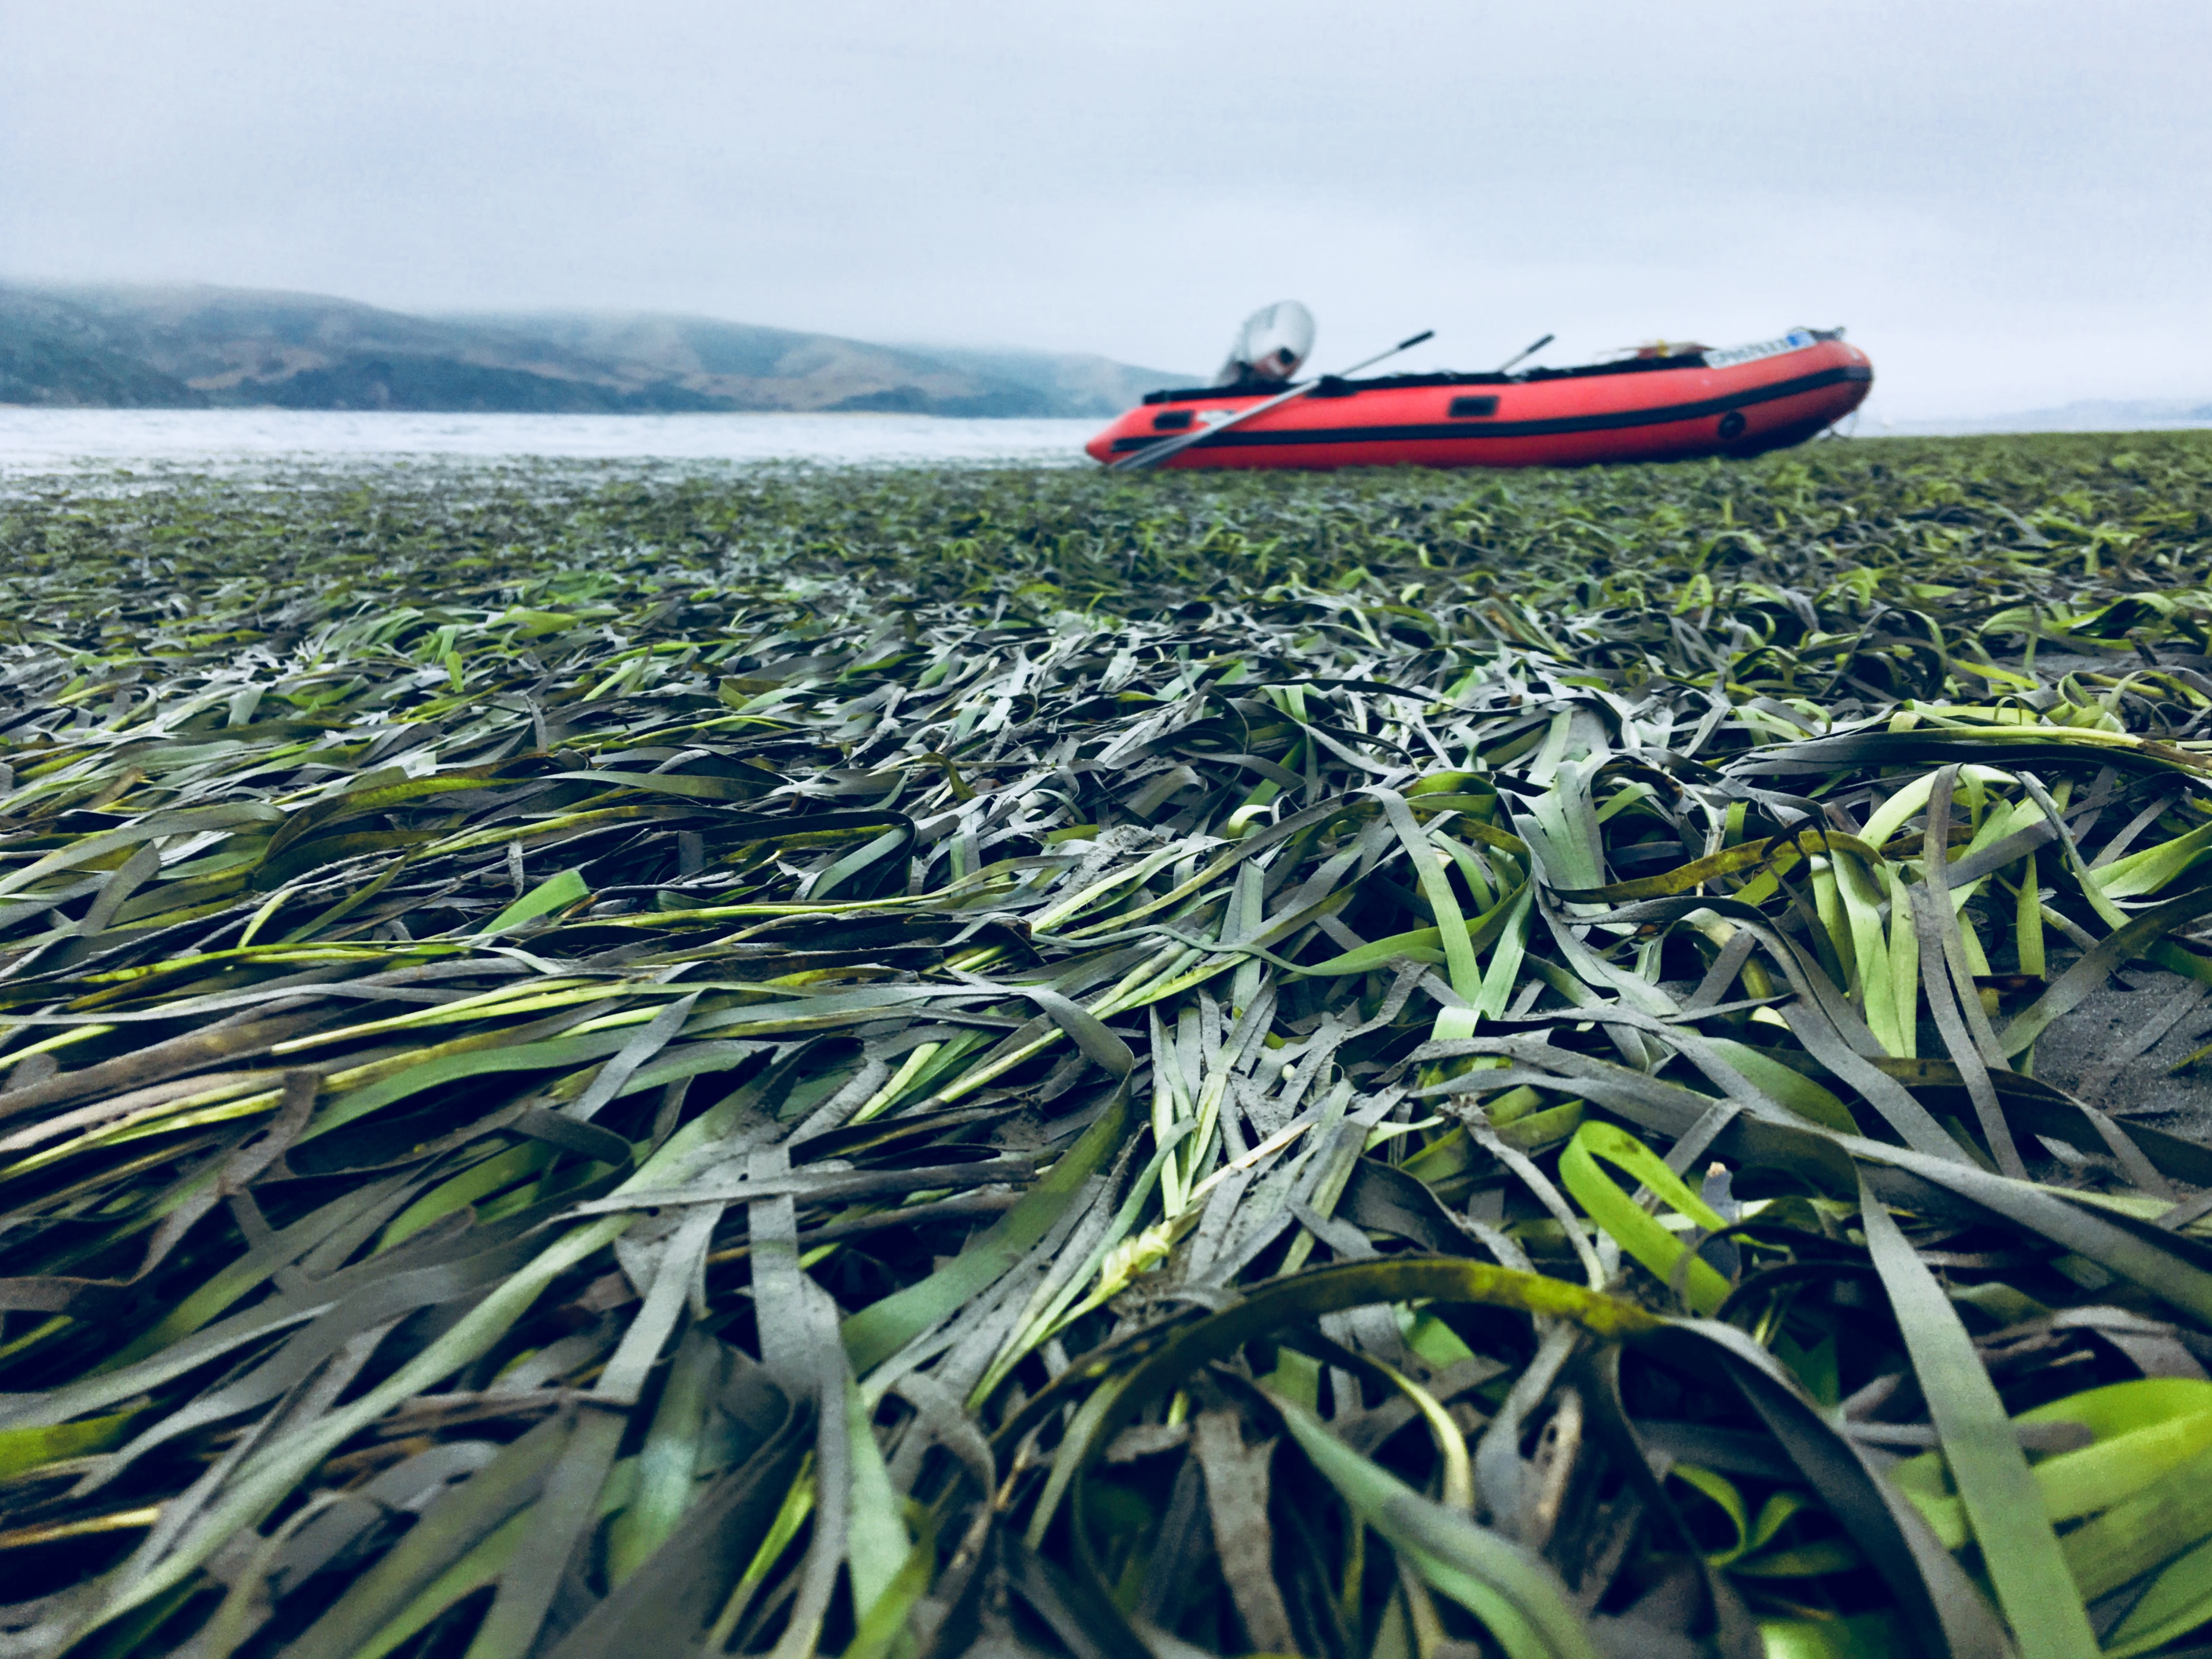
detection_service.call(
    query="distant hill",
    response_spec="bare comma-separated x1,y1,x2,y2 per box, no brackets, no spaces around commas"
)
1882,398,2212,436
0,288,204,408
0,282,1186,417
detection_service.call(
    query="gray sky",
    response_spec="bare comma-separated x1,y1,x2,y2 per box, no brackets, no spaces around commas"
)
4,1,2208,420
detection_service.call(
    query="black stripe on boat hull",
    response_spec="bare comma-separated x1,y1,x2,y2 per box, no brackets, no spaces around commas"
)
1108,364,1872,454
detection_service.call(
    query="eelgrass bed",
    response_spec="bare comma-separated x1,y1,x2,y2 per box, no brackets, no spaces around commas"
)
4,436,2212,1659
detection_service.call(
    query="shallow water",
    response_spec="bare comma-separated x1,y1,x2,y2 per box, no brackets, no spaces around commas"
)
0,408,1103,477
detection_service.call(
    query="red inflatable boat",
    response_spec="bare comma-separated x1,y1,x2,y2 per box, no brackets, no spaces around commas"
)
1086,330,1873,471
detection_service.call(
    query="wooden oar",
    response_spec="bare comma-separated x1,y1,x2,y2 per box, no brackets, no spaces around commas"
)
1112,328,1436,472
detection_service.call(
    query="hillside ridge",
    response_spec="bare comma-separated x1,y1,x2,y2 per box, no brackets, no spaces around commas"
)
0,282,1185,417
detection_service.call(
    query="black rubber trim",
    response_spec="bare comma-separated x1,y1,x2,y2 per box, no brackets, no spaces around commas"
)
1111,364,1871,454
1139,354,1708,405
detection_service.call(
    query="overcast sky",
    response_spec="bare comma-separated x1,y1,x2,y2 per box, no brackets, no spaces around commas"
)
4,1,2207,420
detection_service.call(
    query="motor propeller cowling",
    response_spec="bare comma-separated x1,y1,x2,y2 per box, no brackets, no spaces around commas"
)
1214,300,1315,387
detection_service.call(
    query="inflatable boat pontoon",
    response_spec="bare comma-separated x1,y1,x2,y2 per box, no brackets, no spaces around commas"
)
1088,330,1872,471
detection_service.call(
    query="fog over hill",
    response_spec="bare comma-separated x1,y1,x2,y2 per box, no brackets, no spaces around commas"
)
0,282,1186,417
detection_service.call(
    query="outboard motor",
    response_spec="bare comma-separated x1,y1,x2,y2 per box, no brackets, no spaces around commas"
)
1213,300,1315,388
